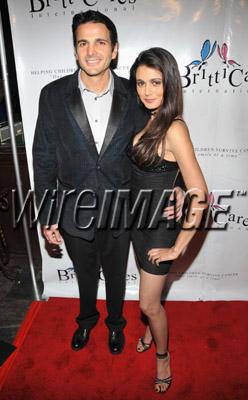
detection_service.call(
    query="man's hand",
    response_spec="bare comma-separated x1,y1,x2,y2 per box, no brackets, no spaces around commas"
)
42,224,63,245
164,186,185,221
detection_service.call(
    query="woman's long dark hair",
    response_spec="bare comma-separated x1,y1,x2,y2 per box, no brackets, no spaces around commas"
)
130,47,183,165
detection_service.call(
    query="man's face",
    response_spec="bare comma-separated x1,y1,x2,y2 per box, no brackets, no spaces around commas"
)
75,22,118,77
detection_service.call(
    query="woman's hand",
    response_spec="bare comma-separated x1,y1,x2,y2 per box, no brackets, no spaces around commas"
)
147,246,179,266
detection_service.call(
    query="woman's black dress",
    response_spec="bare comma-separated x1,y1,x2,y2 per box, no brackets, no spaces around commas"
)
128,146,182,275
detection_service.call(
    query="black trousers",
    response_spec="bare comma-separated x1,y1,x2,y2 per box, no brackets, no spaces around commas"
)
62,228,130,331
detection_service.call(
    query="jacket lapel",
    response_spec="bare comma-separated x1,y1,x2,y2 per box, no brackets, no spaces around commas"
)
64,70,129,161
64,71,98,160
99,73,129,160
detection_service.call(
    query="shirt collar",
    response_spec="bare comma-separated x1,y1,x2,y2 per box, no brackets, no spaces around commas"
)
78,70,114,98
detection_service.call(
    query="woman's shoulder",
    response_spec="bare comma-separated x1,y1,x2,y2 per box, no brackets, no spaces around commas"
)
167,118,190,141
166,118,195,159
171,117,187,128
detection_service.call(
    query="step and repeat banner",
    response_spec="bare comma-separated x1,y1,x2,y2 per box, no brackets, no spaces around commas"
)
7,0,248,300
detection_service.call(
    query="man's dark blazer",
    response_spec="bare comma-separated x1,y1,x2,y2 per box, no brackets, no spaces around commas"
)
33,69,148,240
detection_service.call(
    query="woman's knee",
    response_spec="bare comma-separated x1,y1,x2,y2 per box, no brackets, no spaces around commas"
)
139,300,161,318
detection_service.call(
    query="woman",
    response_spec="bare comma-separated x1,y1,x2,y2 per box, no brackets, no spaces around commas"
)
129,48,208,394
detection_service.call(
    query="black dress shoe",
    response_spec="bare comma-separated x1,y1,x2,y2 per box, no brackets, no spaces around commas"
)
71,328,90,351
108,330,125,355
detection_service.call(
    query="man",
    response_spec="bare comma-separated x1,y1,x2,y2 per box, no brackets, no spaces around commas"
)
33,10,183,355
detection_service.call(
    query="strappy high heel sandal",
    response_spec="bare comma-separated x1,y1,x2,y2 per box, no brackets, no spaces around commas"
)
155,351,172,394
136,336,152,353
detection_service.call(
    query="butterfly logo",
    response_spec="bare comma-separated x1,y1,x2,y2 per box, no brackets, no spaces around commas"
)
187,39,240,70
187,39,217,70
217,42,240,67
208,192,226,212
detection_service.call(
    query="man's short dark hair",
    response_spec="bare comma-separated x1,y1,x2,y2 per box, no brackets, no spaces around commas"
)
72,10,118,49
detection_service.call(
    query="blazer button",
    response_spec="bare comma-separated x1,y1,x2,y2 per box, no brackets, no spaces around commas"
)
96,165,101,170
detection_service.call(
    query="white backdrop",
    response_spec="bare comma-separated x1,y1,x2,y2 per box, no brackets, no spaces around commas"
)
7,0,248,300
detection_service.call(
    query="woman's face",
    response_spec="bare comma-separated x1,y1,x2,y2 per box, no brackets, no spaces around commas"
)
136,65,164,110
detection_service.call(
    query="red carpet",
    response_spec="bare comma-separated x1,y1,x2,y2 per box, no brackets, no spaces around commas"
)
0,298,247,400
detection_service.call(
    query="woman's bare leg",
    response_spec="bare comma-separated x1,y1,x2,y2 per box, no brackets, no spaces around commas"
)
139,269,171,392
